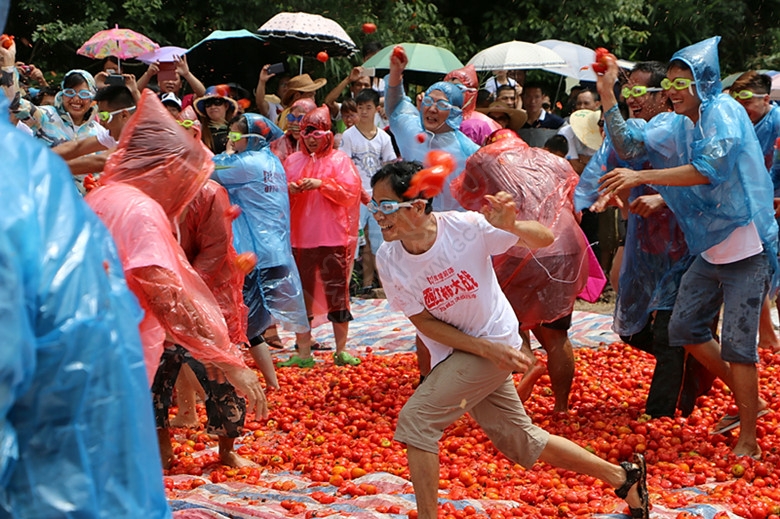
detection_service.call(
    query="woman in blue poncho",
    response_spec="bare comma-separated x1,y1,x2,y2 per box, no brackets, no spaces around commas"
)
211,113,311,354
595,37,778,459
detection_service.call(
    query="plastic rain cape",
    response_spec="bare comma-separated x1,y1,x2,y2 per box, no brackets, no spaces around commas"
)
602,37,778,287
452,134,588,326
0,94,170,518
283,106,362,321
577,125,694,336
86,90,245,381
212,113,309,333
386,80,479,211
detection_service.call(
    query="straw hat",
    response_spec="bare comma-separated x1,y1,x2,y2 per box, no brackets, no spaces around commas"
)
282,74,327,106
569,109,603,151
477,102,528,132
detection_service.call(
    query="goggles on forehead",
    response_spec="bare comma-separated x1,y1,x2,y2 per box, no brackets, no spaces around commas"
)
228,131,255,142
63,88,94,99
661,78,695,91
621,85,663,99
300,128,330,139
98,106,136,123
730,90,769,100
421,96,454,112
367,199,417,215
177,119,196,128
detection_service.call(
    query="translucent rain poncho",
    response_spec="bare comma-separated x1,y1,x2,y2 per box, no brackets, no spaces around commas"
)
577,125,693,336
386,79,479,211
452,133,588,326
212,113,309,333
443,65,501,133
603,37,778,281
86,90,245,381
0,95,170,518
754,104,780,192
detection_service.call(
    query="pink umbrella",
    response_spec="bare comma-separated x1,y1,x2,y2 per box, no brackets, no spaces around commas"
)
137,46,187,64
77,25,158,61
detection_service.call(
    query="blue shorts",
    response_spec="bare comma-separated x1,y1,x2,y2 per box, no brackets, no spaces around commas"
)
358,204,384,255
668,252,770,363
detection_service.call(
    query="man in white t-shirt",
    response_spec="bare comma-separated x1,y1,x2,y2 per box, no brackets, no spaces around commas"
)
371,160,650,519
340,88,397,294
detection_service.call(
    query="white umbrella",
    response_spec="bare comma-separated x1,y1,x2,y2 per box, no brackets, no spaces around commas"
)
537,40,635,81
467,41,567,71
257,12,357,58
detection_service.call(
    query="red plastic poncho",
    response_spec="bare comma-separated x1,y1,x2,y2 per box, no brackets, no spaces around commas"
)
180,180,249,345
452,134,588,327
271,98,317,163
444,64,500,132
284,106,361,318
87,90,245,381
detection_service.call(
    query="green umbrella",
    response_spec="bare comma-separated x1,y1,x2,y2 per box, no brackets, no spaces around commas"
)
362,43,463,84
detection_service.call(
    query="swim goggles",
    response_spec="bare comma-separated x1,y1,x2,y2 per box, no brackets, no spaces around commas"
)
730,90,768,100
621,85,663,98
63,88,94,99
367,199,416,215
421,96,455,111
661,78,695,91
98,106,136,123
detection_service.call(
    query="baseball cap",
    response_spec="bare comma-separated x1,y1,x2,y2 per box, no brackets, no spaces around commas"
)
160,92,182,109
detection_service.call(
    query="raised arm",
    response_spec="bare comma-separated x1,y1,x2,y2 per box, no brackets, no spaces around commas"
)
480,191,555,249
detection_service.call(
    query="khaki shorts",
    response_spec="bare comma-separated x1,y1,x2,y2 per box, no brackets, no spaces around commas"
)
395,350,549,468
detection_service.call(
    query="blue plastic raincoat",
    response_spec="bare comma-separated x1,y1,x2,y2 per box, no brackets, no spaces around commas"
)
753,104,780,192
212,113,309,333
0,95,170,517
386,80,479,211
604,37,778,276
577,126,693,336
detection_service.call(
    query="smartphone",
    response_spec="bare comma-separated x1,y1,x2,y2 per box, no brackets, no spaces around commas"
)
157,61,177,83
106,74,125,86
267,62,285,75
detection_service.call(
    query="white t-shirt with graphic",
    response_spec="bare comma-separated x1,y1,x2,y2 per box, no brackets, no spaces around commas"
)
376,211,521,369
340,125,397,195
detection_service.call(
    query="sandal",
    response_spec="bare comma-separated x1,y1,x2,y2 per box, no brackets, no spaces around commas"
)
264,335,285,350
615,453,649,519
711,409,770,436
294,342,333,351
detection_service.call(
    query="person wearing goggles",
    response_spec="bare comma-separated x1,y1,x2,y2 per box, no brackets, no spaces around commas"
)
282,106,363,368
269,97,316,163
595,39,776,461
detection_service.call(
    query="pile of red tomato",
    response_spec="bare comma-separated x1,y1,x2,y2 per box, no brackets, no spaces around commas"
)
164,343,780,519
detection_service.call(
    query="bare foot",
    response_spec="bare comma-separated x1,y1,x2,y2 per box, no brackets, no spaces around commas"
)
170,411,200,428
219,450,258,468
516,360,547,402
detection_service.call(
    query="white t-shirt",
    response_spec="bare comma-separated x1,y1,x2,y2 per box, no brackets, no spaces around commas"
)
376,211,522,369
557,124,595,161
340,125,397,195
701,221,763,264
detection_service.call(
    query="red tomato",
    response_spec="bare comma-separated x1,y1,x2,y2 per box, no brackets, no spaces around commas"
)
235,252,257,274
0,34,13,49
317,51,329,63
362,23,377,34
592,47,610,74
224,204,241,220
392,45,405,62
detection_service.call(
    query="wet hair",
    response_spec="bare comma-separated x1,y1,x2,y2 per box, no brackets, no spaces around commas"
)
228,114,248,133
341,98,358,114
543,135,569,157
631,61,667,88
731,71,772,95
355,88,379,107
371,160,434,214
94,85,134,110
63,71,89,90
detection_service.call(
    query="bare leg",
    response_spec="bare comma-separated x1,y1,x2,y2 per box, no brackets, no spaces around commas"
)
533,326,575,413
248,343,279,390
515,330,546,402
262,324,285,349
333,321,349,354
218,435,257,468
539,435,642,511
610,245,624,295
406,445,440,519
294,331,315,359
684,339,763,456
758,295,780,351
157,428,174,470
361,230,376,291
170,364,202,428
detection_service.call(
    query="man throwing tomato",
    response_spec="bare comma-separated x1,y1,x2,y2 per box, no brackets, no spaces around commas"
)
372,160,650,519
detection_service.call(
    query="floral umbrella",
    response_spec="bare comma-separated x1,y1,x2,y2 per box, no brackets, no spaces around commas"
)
77,25,158,60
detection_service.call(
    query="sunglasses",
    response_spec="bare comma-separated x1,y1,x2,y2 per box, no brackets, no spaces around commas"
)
621,85,663,99
228,131,253,142
63,88,94,100
367,199,417,215
98,106,135,123
421,96,454,112
286,113,304,123
300,128,330,139
661,78,695,91
177,119,196,128
730,90,769,100
204,98,228,107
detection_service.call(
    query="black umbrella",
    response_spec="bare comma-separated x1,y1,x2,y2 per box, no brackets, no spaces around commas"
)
186,29,282,91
